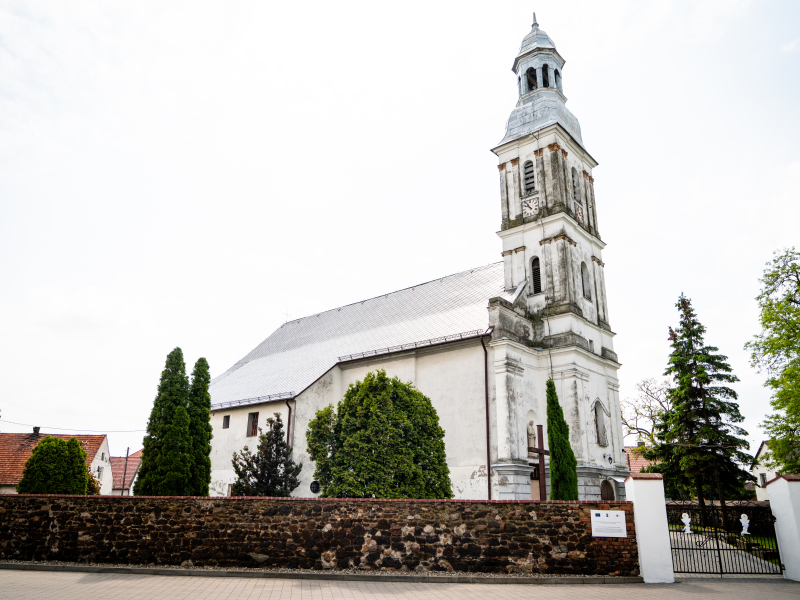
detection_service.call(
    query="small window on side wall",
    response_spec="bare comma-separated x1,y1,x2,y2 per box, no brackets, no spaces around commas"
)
222,415,230,429
760,473,767,487
247,412,259,437
526,67,537,92
531,257,542,294
523,161,535,195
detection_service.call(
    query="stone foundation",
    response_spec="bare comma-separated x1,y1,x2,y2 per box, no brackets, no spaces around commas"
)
0,495,638,576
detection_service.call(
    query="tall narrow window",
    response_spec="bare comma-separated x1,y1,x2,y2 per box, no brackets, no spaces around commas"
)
554,69,562,92
523,160,535,194
222,415,230,429
759,473,767,487
594,402,608,446
571,167,581,204
542,64,550,88
247,412,259,437
581,262,591,300
531,257,542,294
526,67,537,92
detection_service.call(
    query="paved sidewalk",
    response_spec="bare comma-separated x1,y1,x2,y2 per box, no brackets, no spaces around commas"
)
0,570,797,600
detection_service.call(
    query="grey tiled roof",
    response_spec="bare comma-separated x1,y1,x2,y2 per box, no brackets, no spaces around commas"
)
209,262,507,408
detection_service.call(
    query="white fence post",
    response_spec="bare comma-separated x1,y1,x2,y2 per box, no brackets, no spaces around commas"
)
766,474,800,581
624,473,674,583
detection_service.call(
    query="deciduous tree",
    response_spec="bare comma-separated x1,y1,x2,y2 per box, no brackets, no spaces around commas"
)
746,248,800,473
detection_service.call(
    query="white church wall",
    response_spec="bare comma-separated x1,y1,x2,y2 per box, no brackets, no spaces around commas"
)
209,399,290,497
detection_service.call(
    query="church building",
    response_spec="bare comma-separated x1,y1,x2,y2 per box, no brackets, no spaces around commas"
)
208,14,628,501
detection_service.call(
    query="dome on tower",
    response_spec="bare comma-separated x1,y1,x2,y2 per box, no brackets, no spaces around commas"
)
518,15,556,56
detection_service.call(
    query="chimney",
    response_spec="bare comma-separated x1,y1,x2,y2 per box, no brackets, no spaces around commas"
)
33,426,40,435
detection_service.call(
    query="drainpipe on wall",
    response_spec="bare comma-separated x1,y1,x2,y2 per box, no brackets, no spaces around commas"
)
285,399,293,447
480,335,492,500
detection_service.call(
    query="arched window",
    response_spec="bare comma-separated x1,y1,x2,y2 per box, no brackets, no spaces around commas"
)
554,69,562,93
571,167,582,204
523,160,535,195
581,262,591,300
601,480,615,501
526,67,537,92
594,401,608,447
542,64,550,88
531,257,542,294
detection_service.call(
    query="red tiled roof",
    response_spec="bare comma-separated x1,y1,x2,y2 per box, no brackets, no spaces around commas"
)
0,433,106,486
110,456,141,491
624,446,653,473
129,449,143,458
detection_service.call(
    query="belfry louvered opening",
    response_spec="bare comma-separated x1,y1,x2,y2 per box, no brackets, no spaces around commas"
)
531,257,542,294
523,161,535,195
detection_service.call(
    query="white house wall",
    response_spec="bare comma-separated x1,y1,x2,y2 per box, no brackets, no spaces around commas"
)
91,438,113,495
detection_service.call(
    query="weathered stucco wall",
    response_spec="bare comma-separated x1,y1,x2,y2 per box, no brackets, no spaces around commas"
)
0,496,638,576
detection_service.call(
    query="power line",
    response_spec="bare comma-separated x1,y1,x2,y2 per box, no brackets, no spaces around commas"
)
0,419,145,433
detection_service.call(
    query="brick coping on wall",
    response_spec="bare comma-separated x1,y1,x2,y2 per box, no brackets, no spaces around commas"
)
0,494,631,504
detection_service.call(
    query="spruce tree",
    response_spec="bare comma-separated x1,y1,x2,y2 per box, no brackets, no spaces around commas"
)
307,370,453,499
545,379,579,500
645,295,752,506
187,357,213,496
17,436,88,495
231,413,301,496
135,347,193,495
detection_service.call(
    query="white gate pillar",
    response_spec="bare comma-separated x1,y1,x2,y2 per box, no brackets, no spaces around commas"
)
624,473,674,583
766,474,800,581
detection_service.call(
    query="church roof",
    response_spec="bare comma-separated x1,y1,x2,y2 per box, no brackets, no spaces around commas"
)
210,262,507,409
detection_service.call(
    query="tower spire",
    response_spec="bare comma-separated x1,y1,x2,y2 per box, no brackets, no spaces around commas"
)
532,12,538,28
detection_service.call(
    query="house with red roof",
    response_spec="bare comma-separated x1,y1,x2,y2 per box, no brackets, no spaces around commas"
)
0,427,113,494
110,448,142,495
623,444,653,473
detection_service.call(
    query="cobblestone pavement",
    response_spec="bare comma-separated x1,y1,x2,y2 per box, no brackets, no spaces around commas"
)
0,571,798,600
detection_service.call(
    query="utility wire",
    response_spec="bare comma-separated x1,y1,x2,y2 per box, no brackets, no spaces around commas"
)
0,419,145,433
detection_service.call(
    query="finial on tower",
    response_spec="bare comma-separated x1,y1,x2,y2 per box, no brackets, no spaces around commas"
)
532,12,538,28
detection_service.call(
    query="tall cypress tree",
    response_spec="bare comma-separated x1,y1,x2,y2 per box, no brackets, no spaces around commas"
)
545,379,578,500
135,348,193,496
187,357,213,496
645,295,752,506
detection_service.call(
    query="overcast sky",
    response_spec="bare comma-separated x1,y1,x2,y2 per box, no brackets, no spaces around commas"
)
1,0,798,459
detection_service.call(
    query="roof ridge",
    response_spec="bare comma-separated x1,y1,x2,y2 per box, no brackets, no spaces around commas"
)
280,262,502,326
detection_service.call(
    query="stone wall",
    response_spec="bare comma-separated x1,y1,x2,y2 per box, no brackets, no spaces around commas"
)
0,496,638,576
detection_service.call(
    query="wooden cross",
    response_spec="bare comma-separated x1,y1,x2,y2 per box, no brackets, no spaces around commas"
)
528,424,550,501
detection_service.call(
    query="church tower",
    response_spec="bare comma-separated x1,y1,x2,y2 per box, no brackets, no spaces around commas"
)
488,13,626,501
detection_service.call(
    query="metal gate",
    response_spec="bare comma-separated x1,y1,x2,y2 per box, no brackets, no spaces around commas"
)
666,501,783,575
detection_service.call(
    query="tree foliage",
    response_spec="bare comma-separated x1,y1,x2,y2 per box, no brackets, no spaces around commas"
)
645,295,753,505
86,468,102,495
306,370,453,499
231,413,301,496
17,436,89,495
746,248,800,473
187,357,213,496
545,379,578,500
135,348,194,496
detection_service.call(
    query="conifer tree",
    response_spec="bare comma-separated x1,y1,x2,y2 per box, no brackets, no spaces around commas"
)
231,413,301,496
187,357,213,496
645,295,752,506
545,379,578,500
307,370,453,499
17,436,89,495
135,348,193,495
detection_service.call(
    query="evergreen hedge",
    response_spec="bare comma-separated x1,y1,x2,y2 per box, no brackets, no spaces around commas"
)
17,436,89,495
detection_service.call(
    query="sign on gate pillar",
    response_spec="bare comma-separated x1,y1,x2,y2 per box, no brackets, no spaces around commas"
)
766,474,800,582
624,473,675,584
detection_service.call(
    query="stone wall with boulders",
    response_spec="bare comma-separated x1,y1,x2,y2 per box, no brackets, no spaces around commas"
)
0,495,638,576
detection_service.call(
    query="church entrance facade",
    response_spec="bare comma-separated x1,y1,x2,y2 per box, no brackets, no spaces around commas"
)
207,13,629,502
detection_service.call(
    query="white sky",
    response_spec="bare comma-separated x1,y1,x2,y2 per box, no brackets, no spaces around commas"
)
1,1,798,459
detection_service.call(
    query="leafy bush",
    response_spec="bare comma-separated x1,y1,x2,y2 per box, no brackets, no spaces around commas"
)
17,436,89,495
